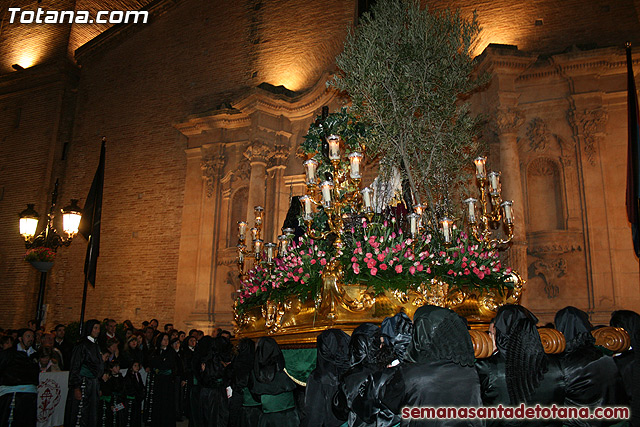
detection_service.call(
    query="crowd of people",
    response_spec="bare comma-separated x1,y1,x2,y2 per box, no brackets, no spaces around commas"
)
0,305,637,426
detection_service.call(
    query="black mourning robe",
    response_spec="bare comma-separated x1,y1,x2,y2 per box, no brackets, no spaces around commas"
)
381,360,484,427
557,306,627,427
351,312,413,427
0,346,39,427
67,331,105,427
123,369,145,427
302,329,350,427
100,373,125,427
251,337,299,427
199,336,232,427
332,323,381,427
377,306,483,427
475,352,565,427
147,347,177,427
559,347,627,427
229,338,261,427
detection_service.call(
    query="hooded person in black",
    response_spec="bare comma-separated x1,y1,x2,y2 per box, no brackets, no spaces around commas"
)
610,309,640,425
351,312,412,427
301,329,350,427
556,306,626,427
250,336,299,427
200,335,233,426
0,328,39,427
332,323,383,427
476,304,564,426
66,319,104,427
229,338,261,427
377,305,482,427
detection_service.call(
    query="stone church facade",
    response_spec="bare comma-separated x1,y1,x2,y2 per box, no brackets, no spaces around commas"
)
1,0,639,331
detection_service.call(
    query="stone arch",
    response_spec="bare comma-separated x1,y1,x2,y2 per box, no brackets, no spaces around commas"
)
526,157,564,231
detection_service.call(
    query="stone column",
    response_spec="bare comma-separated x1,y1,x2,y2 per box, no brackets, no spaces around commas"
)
494,107,528,277
244,141,272,227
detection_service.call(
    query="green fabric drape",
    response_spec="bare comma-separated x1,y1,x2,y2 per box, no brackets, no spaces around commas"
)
282,348,317,384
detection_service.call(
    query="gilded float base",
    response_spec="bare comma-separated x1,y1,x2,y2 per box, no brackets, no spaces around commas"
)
235,260,524,346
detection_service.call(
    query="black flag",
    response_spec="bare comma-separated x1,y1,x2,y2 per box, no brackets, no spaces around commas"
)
78,138,105,286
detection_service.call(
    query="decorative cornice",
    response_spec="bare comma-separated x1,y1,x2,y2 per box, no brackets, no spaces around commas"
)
174,72,336,137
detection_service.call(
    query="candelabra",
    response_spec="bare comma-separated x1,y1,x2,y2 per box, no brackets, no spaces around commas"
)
300,135,372,249
236,206,294,279
463,156,514,248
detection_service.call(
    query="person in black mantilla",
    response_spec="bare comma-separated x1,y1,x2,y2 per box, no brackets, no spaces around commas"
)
250,336,299,427
146,332,177,427
476,305,565,427
199,335,232,426
332,323,383,427
301,329,350,427
66,319,104,427
0,328,39,427
352,312,413,427
377,306,483,427
555,306,626,427
610,309,640,425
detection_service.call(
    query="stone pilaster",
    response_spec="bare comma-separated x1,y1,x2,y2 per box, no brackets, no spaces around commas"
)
493,107,528,277
244,141,272,226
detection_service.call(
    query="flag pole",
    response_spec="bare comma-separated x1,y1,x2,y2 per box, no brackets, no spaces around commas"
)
79,235,92,337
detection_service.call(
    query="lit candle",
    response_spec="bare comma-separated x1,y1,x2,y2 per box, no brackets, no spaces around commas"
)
441,217,453,243
303,159,319,185
361,187,373,211
254,239,263,260
463,198,477,223
501,201,514,224
254,206,264,226
278,234,288,257
238,221,247,240
299,195,313,221
474,157,487,179
414,203,425,228
250,227,258,241
320,181,333,208
408,213,419,237
348,152,363,179
488,171,501,196
327,135,341,161
265,243,276,263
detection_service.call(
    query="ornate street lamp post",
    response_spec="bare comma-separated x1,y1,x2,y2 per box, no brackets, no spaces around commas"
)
18,179,82,329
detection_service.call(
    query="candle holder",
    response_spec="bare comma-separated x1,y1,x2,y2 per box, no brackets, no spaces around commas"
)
464,158,514,248
299,135,368,250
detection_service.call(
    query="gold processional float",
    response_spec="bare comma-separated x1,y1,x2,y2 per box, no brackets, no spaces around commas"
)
232,131,630,356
